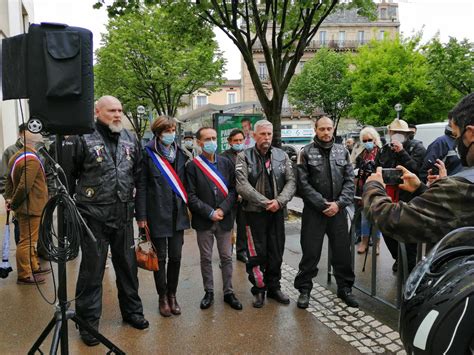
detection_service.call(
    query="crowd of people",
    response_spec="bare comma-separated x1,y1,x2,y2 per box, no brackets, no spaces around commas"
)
1,92,473,348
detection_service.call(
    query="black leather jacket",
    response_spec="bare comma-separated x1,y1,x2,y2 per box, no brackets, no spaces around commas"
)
236,146,296,212
297,140,355,211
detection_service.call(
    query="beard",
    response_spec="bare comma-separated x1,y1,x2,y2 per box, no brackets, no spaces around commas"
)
108,121,123,133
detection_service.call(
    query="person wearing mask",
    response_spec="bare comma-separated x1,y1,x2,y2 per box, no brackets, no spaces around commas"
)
236,120,296,308
182,131,199,160
363,92,474,244
374,118,426,272
354,126,383,254
294,117,357,309
136,116,190,317
185,127,242,311
420,115,462,182
220,129,248,263
68,96,148,346
4,130,49,285
345,138,355,155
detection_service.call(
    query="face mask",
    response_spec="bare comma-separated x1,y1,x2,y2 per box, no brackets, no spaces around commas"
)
184,140,193,148
457,129,473,166
364,142,374,151
231,143,244,152
161,132,175,145
391,133,406,144
203,140,217,154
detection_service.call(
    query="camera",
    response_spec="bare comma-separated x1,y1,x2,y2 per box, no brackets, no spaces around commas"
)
427,159,439,175
382,168,403,185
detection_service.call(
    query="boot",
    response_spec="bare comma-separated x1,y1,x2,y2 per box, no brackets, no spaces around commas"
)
159,296,172,317
168,293,181,315
357,236,369,254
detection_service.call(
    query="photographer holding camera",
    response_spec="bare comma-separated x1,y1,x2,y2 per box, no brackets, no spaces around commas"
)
363,93,474,244
374,119,426,272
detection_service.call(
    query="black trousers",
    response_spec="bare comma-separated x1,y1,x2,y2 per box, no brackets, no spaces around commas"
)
294,206,355,292
245,210,285,295
383,235,417,271
75,216,144,324
235,203,247,255
152,231,184,297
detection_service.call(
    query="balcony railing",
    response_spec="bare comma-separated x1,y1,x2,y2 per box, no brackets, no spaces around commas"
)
252,39,370,51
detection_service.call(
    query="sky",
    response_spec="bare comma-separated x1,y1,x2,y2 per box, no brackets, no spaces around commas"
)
33,0,474,80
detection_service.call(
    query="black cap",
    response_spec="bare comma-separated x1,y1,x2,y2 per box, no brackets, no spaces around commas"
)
183,131,194,139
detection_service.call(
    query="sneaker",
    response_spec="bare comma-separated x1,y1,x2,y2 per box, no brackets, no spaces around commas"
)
337,288,359,308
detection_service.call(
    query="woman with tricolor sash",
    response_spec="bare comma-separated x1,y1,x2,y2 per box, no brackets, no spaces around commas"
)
135,116,190,317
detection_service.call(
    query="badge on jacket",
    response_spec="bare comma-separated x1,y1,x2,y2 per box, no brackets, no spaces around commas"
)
85,188,95,198
94,145,104,163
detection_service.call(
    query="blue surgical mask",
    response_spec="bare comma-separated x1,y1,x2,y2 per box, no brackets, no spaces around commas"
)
203,140,217,154
161,132,176,145
364,142,374,151
231,143,244,152
184,140,193,148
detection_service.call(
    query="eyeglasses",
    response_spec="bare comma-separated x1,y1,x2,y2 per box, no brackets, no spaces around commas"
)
362,139,373,143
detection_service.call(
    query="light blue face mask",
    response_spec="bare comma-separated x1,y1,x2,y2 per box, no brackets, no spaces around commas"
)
231,143,244,152
364,142,374,151
161,132,176,145
203,140,218,154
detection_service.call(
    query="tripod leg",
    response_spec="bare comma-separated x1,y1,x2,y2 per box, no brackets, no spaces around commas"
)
28,317,56,355
72,316,125,355
49,318,63,355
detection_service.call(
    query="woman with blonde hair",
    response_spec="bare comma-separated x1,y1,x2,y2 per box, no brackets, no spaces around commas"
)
355,126,382,254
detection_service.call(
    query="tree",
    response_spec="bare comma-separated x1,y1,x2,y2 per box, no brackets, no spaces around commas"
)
288,48,352,131
94,3,226,140
94,0,376,146
424,37,474,97
349,36,457,127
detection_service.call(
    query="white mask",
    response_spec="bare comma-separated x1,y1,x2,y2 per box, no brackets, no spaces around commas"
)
391,133,406,144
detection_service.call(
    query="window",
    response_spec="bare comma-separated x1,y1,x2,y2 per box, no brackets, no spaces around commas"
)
357,31,365,45
227,92,236,105
258,62,268,80
319,31,327,46
338,31,346,47
380,8,387,19
196,95,207,108
379,30,385,40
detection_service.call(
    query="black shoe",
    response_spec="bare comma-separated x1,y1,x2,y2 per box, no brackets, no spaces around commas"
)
392,260,398,272
337,288,359,308
297,291,310,309
80,331,100,347
253,292,265,308
236,253,248,263
123,314,149,329
224,293,243,310
267,289,290,304
200,291,214,310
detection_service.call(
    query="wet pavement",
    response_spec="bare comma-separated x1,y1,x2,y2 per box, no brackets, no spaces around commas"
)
0,199,406,354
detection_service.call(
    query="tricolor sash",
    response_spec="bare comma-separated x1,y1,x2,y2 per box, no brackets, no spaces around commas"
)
194,155,229,197
145,146,188,204
10,152,45,178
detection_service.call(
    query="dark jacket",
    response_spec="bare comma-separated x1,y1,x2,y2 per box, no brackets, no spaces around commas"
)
236,146,296,212
186,155,237,231
135,139,190,238
297,139,354,211
220,148,238,166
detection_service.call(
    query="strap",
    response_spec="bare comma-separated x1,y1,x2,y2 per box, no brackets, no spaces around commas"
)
194,155,229,197
10,152,45,179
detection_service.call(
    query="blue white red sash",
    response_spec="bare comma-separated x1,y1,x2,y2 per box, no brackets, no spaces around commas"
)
194,155,229,197
145,146,188,204
10,152,45,178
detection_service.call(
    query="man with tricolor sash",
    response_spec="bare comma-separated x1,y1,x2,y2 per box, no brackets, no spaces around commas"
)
185,127,243,311
235,120,296,308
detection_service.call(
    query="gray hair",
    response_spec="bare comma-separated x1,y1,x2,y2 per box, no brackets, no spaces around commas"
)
359,126,382,147
254,119,273,132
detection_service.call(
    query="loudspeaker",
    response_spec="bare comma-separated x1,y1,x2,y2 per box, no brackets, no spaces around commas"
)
1,23,95,135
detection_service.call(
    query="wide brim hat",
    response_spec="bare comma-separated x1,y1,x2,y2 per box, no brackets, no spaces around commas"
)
387,119,411,132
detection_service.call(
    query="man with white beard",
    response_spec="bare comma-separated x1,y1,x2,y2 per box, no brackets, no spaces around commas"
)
67,96,149,346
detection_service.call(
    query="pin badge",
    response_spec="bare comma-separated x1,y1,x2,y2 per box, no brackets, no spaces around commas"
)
85,188,95,198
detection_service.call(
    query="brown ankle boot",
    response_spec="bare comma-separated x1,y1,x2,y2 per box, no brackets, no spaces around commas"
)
159,296,172,317
168,294,181,315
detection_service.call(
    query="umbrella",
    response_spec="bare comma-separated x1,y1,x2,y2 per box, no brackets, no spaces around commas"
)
0,211,13,279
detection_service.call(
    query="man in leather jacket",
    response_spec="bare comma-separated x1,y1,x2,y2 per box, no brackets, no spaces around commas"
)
236,120,296,308
68,96,148,346
294,116,358,309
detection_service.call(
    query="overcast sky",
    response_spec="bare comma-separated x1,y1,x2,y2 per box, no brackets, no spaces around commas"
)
33,0,474,80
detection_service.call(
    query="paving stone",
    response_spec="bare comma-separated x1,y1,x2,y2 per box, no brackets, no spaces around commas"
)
361,339,377,347
354,311,366,317
379,325,393,334
318,297,330,303
352,321,364,327
361,315,375,323
387,331,400,340
337,310,349,317
367,331,382,339
335,321,348,327
346,307,359,313
343,315,357,322
322,290,332,295
327,315,340,321
350,340,362,348
373,346,386,353
386,343,401,352
325,322,337,328
343,326,356,333
361,326,372,333
341,334,356,342
396,350,407,355
376,337,391,345
319,317,328,323
357,346,372,353
325,302,335,307
353,332,365,340
396,339,403,346
370,320,382,327
313,312,323,318
306,307,316,312
332,328,346,335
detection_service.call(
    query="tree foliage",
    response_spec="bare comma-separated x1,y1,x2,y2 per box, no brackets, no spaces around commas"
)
349,36,458,126
94,0,376,146
288,48,352,131
423,37,474,96
94,2,226,140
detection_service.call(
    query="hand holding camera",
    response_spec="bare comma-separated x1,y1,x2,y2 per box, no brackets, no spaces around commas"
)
367,166,420,193
427,159,447,187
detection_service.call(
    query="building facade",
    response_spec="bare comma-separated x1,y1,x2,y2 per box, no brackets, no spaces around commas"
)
0,0,34,152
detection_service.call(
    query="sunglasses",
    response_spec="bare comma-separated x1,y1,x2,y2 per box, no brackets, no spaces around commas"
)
362,139,373,143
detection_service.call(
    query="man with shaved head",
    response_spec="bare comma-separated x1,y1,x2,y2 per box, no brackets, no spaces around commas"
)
68,95,148,346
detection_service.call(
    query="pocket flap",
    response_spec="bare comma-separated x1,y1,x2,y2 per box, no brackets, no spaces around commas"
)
46,31,80,60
